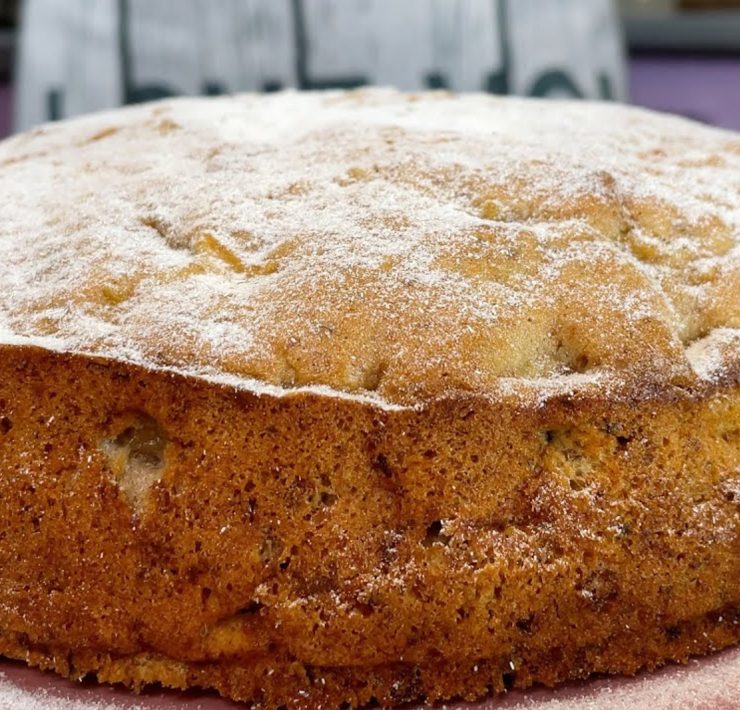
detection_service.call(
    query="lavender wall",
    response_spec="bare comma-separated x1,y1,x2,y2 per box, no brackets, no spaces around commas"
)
629,55,740,132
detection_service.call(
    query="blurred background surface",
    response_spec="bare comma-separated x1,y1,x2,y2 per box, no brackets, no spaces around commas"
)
0,0,738,137
624,0,740,129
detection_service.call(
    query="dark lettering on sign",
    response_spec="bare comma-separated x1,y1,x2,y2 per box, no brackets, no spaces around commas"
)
291,0,367,90
262,81,284,93
484,0,510,94
425,72,449,90
125,85,178,103
203,81,227,96
118,0,179,104
46,89,63,121
528,70,583,98
598,73,614,101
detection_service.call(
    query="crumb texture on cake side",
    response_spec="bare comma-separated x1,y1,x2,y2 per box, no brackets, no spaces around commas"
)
0,90,738,709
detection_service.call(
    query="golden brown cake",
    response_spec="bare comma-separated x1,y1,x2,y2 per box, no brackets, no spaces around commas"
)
0,89,738,708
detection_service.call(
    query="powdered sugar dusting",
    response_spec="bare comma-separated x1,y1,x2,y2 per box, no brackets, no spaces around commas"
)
1,89,738,405
685,329,740,382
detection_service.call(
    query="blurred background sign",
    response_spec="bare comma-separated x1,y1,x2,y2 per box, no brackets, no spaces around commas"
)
12,0,625,132
0,0,738,136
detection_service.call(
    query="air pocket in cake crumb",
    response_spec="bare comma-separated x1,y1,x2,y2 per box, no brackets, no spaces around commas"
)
100,412,169,514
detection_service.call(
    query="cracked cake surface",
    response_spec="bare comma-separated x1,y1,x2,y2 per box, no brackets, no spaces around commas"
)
0,88,738,404
0,90,738,709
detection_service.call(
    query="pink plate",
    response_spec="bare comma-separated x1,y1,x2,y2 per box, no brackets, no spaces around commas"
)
0,646,738,710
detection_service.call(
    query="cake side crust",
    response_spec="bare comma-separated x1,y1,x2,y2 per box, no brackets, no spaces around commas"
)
0,345,737,707
0,613,737,709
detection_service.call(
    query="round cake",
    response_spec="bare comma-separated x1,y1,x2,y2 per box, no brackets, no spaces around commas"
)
0,89,737,708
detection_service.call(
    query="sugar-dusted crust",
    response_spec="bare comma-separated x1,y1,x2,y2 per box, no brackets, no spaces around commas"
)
0,89,738,404
0,91,738,707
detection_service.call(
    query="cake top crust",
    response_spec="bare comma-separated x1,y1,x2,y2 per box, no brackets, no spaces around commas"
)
1,89,738,407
